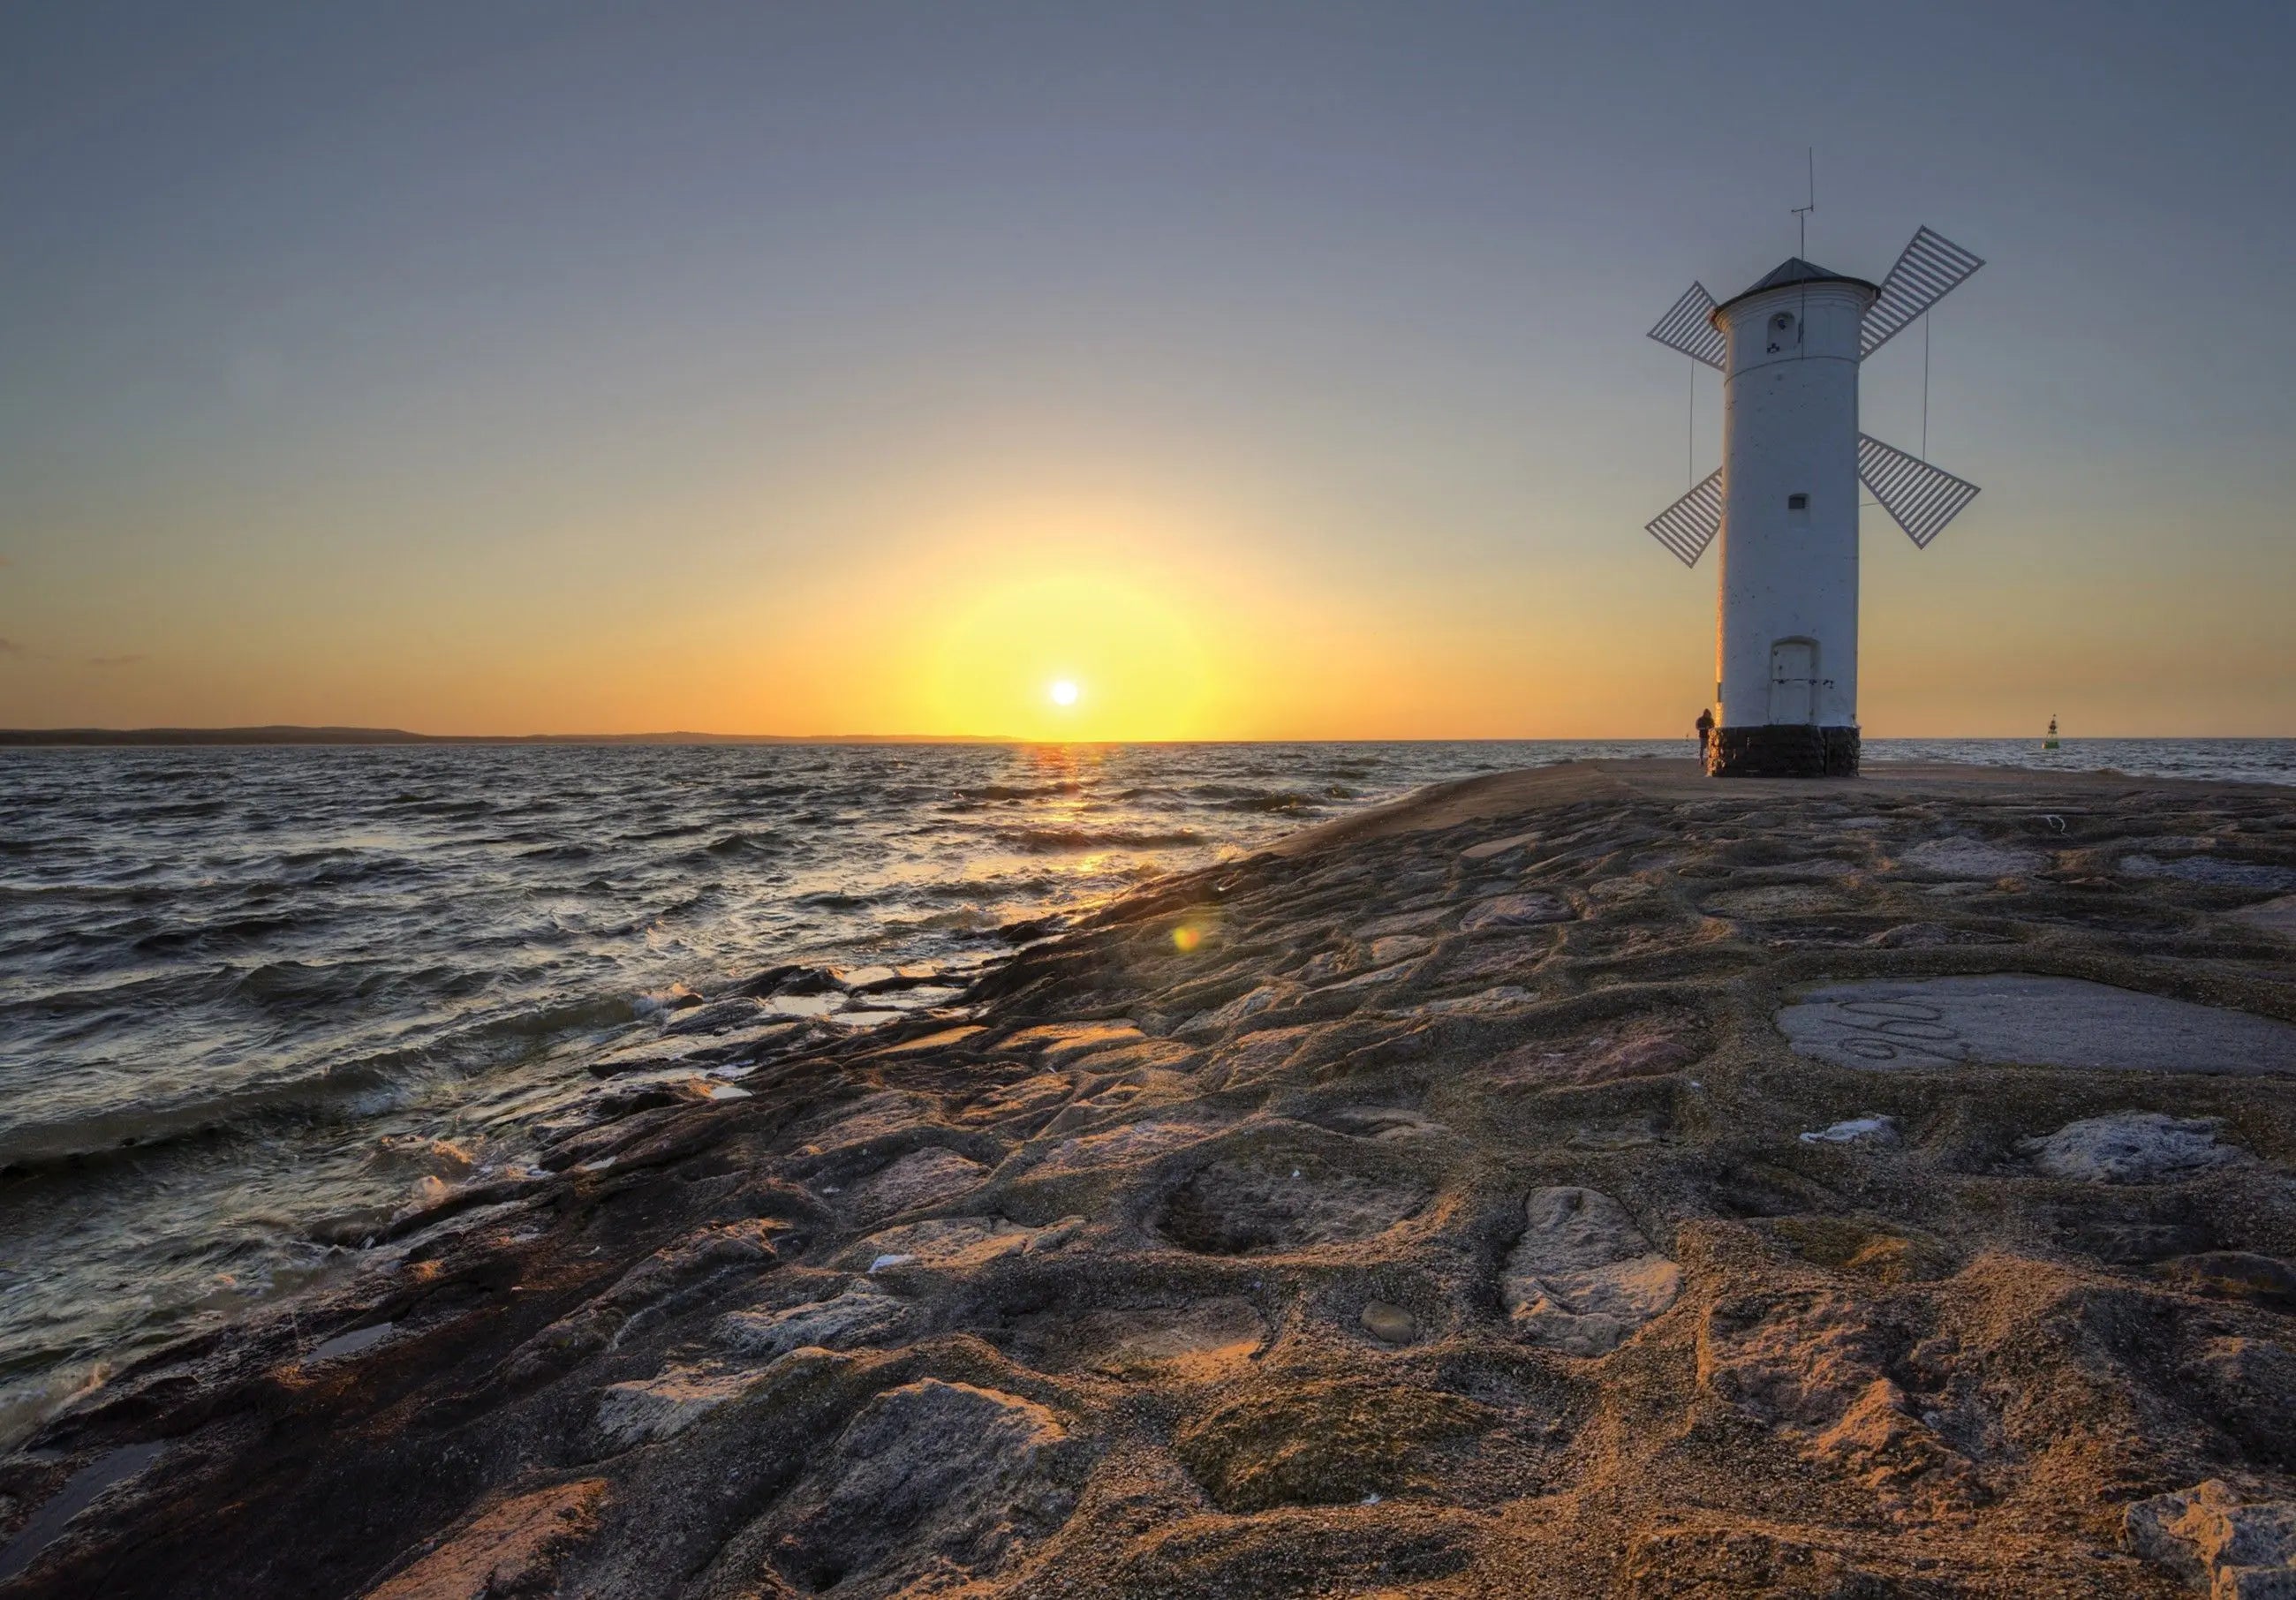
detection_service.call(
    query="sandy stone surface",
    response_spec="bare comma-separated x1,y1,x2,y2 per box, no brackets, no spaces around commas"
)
4,758,2294,1598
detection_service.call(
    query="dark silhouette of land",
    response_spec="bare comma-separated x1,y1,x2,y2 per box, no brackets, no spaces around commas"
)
0,727,1017,747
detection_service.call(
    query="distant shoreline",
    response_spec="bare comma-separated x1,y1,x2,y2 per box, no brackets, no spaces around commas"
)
0,726,1023,747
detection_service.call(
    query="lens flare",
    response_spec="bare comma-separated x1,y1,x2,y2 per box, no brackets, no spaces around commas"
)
1172,924,1202,952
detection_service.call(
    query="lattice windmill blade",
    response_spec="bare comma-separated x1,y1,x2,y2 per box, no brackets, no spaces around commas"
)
1646,469,1723,566
1647,283,1726,369
1858,434,1980,548
1860,226,1984,358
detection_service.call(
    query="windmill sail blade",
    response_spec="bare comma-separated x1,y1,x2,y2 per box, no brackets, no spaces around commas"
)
1858,434,1980,548
1647,283,1726,369
1861,226,1984,357
1647,469,1723,566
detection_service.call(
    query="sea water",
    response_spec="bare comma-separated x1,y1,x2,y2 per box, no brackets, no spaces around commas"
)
1,737,2288,1438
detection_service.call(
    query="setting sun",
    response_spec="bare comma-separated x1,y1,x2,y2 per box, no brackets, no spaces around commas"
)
1049,679,1080,707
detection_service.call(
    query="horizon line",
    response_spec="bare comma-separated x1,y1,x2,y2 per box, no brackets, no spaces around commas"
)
1,725,2287,749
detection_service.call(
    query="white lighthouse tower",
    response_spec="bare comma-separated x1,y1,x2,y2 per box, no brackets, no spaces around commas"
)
1645,227,1984,776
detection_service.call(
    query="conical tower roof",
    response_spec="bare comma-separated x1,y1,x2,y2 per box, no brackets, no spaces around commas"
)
1714,256,1878,317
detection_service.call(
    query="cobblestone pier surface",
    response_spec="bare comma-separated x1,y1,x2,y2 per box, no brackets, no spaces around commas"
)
6,760,2295,1599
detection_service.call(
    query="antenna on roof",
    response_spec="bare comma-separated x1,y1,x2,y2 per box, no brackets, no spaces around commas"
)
1791,147,1816,256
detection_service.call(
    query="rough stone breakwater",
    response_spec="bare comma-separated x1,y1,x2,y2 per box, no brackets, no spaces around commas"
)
4,759,2294,1597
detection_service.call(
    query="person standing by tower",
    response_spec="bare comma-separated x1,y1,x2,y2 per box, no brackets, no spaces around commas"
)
1696,706,1715,762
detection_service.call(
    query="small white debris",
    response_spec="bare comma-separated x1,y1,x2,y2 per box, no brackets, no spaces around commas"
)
868,1253,916,1273
1361,1491,1382,1505
1800,1116,1899,1146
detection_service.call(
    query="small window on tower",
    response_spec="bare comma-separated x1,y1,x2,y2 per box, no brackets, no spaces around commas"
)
1787,493,1809,510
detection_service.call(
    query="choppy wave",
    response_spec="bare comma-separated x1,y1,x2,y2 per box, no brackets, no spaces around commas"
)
1001,826,1210,852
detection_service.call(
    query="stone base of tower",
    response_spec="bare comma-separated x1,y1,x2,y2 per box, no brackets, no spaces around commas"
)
1707,724,1860,778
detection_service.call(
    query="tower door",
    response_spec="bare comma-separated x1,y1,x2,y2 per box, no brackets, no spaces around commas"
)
1768,638,1816,725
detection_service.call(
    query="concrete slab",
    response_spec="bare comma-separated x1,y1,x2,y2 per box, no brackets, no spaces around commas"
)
1778,974,2296,1074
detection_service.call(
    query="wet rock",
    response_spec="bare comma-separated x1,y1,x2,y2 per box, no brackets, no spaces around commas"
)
2125,1479,2296,1597
578,1038,693,1074
662,996,768,1036
766,1379,1084,1594
736,962,841,996
1174,1378,1489,1512
1500,1187,1680,1355
2019,1113,2242,1183
0,1443,166,1585
362,1478,607,1600
366,1136,479,1179
306,1322,395,1362
716,1280,912,1360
